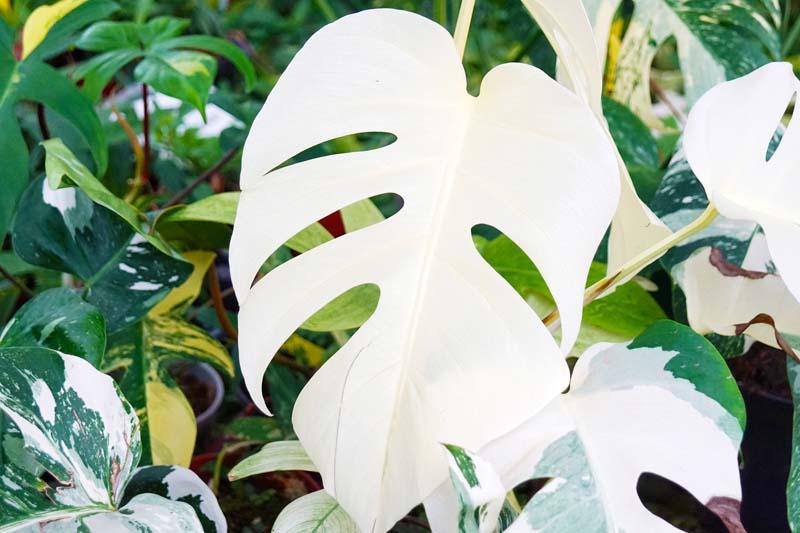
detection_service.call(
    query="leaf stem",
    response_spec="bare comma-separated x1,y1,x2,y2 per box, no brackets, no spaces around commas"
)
543,204,719,327
434,0,448,28
36,104,50,140
112,104,145,203
141,84,151,188
162,146,240,208
453,0,476,59
0,263,32,297
208,263,238,341
314,0,336,22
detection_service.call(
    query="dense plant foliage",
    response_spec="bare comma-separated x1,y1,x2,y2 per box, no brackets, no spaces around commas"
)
2,0,800,532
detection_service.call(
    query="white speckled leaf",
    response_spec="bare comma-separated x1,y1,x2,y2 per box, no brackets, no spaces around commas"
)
444,444,510,533
272,490,357,533
426,321,745,532
231,8,620,531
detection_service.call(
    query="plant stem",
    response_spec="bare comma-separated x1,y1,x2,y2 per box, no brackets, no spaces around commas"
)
434,0,448,28
36,103,50,140
453,0,476,59
783,0,793,36
0,264,32,297
112,104,146,203
211,440,260,494
141,84,151,188
650,79,686,126
506,26,542,63
543,204,719,327
162,146,240,208
208,263,239,341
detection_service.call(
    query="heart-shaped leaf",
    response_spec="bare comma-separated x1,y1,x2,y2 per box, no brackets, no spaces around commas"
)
231,8,620,530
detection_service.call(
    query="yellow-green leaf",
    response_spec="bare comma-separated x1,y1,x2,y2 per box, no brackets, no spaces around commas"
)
149,251,215,317
21,0,86,58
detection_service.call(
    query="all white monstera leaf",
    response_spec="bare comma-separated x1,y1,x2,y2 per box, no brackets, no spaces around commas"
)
230,8,620,532
684,62,800,306
426,321,745,532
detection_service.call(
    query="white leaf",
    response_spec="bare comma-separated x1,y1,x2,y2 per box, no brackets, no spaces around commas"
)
521,0,671,272
273,491,357,533
230,8,619,531
444,444,507,533
684,62,800,305
426,322,744,532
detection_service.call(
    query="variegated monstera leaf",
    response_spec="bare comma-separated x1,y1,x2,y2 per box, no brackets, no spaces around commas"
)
426,321,745,532
583,0,779,128
684,62,800,310
231,8,621,531
0,347,222,531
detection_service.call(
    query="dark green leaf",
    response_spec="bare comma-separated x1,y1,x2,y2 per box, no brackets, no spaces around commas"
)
76,20,139,52
134,50,217,117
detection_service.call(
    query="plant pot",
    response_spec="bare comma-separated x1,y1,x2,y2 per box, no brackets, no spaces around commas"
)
729,344,793,533
171,362,225,434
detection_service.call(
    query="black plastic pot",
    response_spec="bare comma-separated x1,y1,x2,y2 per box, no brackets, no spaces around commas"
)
739,389,792,533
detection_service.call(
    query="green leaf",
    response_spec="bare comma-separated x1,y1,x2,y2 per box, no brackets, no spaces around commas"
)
72,48,143,101
0,287,105,366
265,365,304,436
229,440,317,481
121,465,226,533
480,235,666,354
301,284,379,332
788,359,800,532
76,20,139,52
12,177,191,332
104,315,233,466
0,346,140,528
134,50,217,117
139,16,190,48
154,35,255,90
157,192,240,226
224,416,283,442
272,491,357,533
24,0,118,61
602,96,662,203
43,138,173,256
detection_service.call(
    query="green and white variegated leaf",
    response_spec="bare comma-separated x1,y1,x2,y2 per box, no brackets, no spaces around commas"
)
444,444,513,533
38,493,203,532
12,178,191,333
0,288,105,367
104,315,234,467
651,123,800,353
787,359,800,532
121,465,226,533
584,0,779,127
229,440,317,481
0,347,140,529
273,491,357,533
426,321,745,533
231,9,620,531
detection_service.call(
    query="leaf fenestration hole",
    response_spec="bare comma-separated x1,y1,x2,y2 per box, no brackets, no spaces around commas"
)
637,472,729,532
270,132,397,174
766,92,796,162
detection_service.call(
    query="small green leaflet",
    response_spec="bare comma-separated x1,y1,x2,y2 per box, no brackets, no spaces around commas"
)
12,178,191,333
0,288,105,367
74,16,255,114
427,321,745,532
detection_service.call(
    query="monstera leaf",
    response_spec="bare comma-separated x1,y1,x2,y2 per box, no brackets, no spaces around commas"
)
0,347,206,531
427,321,745,532
231,9,621,530
684,62,800,307
651,133,800,354
521,0,671,271
582,0,779,127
